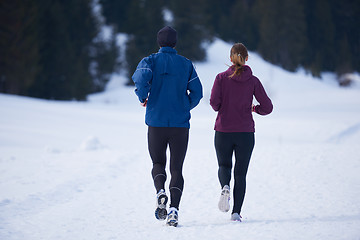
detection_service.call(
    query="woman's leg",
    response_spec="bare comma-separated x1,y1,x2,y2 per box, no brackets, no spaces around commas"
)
214,131,234,188
232,132,255,214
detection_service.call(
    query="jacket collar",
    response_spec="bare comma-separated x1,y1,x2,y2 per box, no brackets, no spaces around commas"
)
159,47,177,54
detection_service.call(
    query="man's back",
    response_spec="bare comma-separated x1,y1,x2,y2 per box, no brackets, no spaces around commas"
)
132,46,202,128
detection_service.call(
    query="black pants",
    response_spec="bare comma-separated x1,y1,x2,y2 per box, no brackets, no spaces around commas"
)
148,126,189,210
215,131,254,214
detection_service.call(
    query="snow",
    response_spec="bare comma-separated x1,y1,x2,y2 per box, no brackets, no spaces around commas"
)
1,39,360,240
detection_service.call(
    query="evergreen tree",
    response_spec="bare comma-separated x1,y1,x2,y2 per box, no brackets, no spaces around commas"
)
330,0,360,75
230,0,258,50
0,0,39,95
304,0,335,76
125,0,165,84
29,0,116,100
255,0,307,71
90,33,119,92
100,0,165,84
29,0,95,100
167,0,213,62
0,0,117,100
99,0,131,32
209,0,258,50
207,0,236,42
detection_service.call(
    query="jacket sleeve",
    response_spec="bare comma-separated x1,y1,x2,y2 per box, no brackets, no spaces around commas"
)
253,77,273,115
210,74,221,111
187,64,203,110
131,57,153,103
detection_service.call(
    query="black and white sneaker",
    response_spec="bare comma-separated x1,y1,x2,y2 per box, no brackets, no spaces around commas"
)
166,207,178,227
155,189,168,220
218,185,230,212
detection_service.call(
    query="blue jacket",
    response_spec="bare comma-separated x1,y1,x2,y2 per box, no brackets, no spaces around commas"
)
132,47,203,128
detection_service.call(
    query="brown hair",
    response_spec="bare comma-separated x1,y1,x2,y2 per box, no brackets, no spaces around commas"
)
229,43,248,78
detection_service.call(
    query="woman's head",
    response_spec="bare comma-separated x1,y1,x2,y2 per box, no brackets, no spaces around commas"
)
229,43,248,78
230,43,248,66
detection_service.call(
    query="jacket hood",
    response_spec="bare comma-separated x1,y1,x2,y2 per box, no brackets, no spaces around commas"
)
228,65,253,82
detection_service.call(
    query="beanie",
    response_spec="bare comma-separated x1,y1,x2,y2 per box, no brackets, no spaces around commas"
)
157,26,177,48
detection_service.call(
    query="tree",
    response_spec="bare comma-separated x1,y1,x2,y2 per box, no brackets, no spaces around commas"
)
100,0,165,84
28,0,95,100
0,0,39,95
303,0,335,76
90,33,120,92
230,0,258,50
255,0,307,71
208,0,259,50
29,0,117,100
167,0,213,62
99,0,131,32
0,0,118,100
330,0,360,75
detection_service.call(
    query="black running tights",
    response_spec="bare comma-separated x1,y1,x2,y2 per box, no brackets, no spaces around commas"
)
215,131,254,214
148,126,189,210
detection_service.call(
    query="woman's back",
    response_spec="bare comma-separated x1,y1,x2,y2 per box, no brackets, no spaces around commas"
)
210,65,272,132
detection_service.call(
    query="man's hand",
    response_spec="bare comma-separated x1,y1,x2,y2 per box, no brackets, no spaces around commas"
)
140,99,148,107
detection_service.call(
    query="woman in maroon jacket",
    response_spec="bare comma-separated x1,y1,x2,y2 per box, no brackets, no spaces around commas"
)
210,43,273,221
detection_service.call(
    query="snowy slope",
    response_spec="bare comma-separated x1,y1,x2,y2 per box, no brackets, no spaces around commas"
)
1,39,360,240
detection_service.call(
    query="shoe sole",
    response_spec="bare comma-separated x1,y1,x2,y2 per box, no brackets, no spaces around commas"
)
231,218,242,222
166,220,178,227
231,216,242,221
218,194,230,212
155,194,168,220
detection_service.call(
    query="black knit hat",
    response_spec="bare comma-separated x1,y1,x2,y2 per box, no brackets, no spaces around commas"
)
157,26,177,48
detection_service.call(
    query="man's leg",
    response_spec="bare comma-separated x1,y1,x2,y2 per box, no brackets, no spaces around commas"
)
148,126,168,192
168,127,189,210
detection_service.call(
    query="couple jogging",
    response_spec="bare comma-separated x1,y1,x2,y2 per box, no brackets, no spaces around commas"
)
132,26,273,227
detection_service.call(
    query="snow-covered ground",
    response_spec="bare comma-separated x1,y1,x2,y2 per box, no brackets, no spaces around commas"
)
1,39,360,240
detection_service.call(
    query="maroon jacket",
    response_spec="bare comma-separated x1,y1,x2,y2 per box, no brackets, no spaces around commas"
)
210,65,273,132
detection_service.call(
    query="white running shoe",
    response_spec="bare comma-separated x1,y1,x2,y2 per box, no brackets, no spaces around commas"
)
231,213,242,222
166,207,178,227
218,185,230,212
155,189,168,220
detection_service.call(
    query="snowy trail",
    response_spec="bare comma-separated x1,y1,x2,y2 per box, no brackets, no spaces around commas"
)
1,90,360,240
1,39,360,239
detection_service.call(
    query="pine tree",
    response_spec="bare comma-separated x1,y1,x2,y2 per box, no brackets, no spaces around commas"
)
101,0,165,84
206,0,235,42
330,0,360,75
209,0,258,50
30,0,101,100
124,0,165,84
303,0,335,77
99,0,131,32
0,0,39,95
90,33,119,92
230,0,258,50
255,0,307,71
167,0,213,62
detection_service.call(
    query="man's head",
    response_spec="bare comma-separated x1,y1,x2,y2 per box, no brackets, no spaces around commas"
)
157,26,177,48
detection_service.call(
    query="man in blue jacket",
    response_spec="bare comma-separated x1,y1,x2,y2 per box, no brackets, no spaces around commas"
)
132,26,203,227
